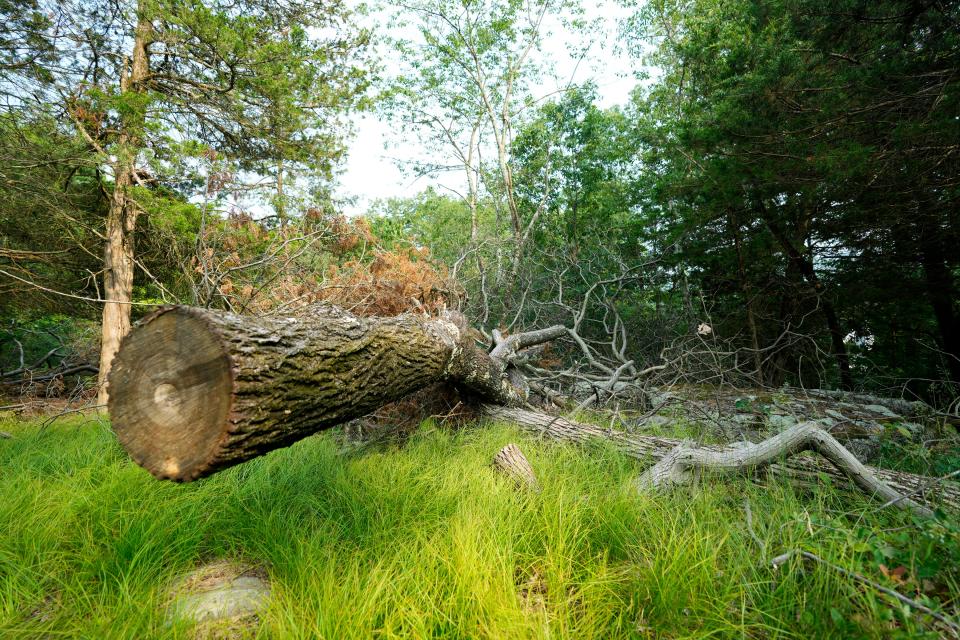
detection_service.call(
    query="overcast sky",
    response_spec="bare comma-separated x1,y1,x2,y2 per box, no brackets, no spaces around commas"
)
335,1,644,215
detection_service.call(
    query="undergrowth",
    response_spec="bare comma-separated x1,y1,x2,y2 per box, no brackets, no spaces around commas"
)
0,416,957,638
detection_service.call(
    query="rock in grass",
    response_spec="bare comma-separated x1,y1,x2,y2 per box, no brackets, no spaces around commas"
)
168,561,270,637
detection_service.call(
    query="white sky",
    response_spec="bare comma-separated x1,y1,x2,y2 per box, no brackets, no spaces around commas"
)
335,1,643,215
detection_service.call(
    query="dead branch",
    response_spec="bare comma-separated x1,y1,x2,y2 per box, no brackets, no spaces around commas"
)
770,549,960,637
481,405,960,514
637,422,934,518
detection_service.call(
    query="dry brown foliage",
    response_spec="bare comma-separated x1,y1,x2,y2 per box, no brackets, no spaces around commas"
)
193,209,459,318
317,247,455,317
187,207,469,433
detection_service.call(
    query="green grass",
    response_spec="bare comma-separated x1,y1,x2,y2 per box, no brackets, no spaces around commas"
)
0,416,958,639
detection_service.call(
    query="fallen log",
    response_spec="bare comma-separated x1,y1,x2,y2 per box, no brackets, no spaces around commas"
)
108,304,957,517
481,406,960,513
108,304,542,481
1,363,99,386
638,422,934,518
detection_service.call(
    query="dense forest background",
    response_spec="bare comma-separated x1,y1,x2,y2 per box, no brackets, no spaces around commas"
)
1,0,958,409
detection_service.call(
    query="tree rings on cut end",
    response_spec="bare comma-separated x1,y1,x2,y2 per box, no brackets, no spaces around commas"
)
108,307,233,481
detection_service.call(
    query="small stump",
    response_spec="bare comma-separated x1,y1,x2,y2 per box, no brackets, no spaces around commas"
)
492,443,539,491
167,561,270,638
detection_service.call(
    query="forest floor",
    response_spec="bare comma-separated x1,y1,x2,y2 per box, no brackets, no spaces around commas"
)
1,413,958,639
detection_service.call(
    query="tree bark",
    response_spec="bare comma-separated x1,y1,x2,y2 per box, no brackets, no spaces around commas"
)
492,443,539,491
98,167,138,407
727,212,763,381
108,305,527,481
97,6,152,407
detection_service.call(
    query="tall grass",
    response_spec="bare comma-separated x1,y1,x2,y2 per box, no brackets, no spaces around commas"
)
0,415,955,638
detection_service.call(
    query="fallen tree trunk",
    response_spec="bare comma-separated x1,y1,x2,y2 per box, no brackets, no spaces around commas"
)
109,304,957,517
481,406,960,513
108,304,537,481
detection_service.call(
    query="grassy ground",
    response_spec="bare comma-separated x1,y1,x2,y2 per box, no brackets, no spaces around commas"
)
1,415,958,639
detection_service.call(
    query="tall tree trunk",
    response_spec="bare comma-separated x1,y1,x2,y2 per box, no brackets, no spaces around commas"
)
821,302,853,390
728,212,763,381
98,168,139,407
768,259,803,387
276,157,286,227
465,121,490,326
96,8,151,407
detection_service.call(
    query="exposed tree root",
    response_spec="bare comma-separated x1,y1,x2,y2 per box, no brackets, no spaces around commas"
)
481,405,959,516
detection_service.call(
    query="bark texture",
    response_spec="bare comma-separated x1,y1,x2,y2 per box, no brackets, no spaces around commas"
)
481,405,959,513
492,443,539,491
98,167,138,407
97,5,152,407
108,305,522,481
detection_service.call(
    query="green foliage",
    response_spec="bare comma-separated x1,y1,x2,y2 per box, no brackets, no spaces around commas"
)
0,315,98,375
1,417,958,638
0,0,373,323
621,0,960,394
874,422,960,478
513,84,639,255
0,115,104,317
369,189,494,263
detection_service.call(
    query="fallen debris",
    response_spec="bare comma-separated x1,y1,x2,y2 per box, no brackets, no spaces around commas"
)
492,443,539,491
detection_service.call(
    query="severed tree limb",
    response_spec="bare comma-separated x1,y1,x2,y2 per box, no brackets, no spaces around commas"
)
637,422,934,518
1,363,99,386
480,405,959,515
492,443,539,491
490,325,567,362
